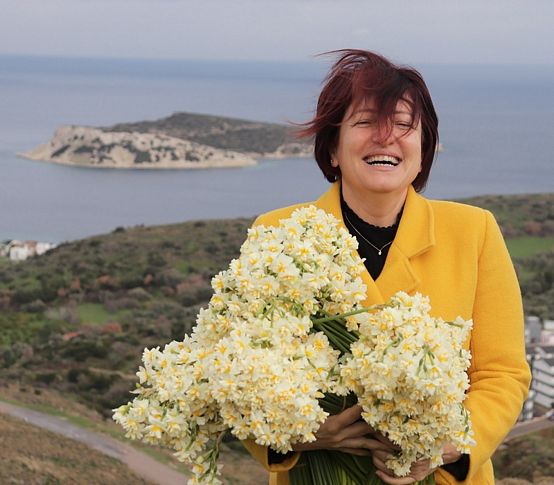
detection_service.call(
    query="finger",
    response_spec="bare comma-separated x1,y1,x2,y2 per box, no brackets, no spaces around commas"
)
372,455,395,475
411,459,431,471
334,420,375,441
336,437,394,453
322,405,364,436
334,405,363,427
409,461,434,481
335,447,372,457
372,449,394,463
375,471,416,485
373,432,401,451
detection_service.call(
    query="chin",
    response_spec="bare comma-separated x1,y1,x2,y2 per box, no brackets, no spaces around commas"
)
361,183,403,195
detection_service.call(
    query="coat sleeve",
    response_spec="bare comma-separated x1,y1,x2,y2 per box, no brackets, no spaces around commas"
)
461,210,531,482
241,439,301,473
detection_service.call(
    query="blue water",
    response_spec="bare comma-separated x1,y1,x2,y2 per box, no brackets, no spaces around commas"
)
1,55,553,243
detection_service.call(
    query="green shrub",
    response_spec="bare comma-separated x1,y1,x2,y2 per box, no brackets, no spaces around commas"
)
67,368,80,383
35,372,56,384
61,338,109,360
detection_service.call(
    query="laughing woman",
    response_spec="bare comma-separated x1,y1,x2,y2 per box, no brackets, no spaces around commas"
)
242,50,530,485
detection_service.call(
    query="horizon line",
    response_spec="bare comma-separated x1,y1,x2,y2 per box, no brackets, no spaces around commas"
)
1,52,553,68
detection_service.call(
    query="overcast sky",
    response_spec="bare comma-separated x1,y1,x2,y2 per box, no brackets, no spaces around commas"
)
1,0,553,65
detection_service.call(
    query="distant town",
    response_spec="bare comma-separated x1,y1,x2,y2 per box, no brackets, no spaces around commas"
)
0,239,57,261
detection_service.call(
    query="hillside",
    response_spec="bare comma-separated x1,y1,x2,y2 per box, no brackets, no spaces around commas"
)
460,193,553,239
493,427,554,482
0,217,254,417
19,112,312,169
107,111,311,156
0,194,553,416
0,192,552,480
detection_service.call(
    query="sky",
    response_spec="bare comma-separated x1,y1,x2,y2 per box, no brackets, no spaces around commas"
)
1,0,553,65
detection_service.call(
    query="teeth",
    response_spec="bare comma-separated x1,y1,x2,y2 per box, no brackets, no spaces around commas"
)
364,155,399,165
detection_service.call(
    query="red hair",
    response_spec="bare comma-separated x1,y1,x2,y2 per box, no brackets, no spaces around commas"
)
298,50,438,192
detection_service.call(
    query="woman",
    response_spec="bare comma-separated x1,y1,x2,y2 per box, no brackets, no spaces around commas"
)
243,50,531,485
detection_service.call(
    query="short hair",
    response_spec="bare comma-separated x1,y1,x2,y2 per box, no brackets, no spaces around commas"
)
298,50,438,192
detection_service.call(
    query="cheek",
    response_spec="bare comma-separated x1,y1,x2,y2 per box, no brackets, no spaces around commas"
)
405,135,422,159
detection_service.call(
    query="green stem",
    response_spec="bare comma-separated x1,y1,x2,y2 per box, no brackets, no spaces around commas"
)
312,305,382,324
445,320,464,328
312,322,353,354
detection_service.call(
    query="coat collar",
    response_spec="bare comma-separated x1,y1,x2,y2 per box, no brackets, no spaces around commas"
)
315,182,435,304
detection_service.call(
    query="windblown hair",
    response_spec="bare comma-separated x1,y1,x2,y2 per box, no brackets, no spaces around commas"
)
298,49,438,192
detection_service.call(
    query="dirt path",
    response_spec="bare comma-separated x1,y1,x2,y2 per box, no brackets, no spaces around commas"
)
0,400,189,485
506,415,554,441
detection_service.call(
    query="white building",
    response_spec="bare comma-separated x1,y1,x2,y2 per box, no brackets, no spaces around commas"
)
533,357,554,409
541,330,554,345
525,315,542,344
0,240,56,261
536,345,554,359
519,389,536,421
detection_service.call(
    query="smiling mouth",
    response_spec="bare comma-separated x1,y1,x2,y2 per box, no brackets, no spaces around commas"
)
363,155,401,167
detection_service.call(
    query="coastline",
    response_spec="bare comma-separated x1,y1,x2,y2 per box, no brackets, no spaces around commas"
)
16,148,312,170
16,151,259,170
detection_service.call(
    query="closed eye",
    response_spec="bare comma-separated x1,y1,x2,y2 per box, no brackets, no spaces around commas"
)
394,121,413,130
353,119,376,127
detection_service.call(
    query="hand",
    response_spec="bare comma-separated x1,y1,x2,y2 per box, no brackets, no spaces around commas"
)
292,405,392,457
373,443,462,484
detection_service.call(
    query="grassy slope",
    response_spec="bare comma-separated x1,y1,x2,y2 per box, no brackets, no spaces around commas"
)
506,237,554,260
459,193,553,239
106,111,309,154
0,193,552,480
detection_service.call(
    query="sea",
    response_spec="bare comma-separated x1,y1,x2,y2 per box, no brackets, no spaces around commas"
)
1,55,553,243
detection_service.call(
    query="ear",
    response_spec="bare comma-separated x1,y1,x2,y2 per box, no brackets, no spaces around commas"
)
330,156,339,168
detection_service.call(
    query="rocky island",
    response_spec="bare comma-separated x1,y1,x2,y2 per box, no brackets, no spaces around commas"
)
19,112,312,169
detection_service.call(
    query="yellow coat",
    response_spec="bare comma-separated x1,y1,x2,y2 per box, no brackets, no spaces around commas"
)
243,182,531,485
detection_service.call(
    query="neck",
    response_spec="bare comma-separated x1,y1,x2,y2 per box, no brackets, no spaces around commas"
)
342,186,408,227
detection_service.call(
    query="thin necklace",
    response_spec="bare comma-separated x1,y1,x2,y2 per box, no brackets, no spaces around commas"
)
343,211,394,256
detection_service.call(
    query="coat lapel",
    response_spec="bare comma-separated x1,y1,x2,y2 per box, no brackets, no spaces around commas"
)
315,183,435,305
376,186,435,300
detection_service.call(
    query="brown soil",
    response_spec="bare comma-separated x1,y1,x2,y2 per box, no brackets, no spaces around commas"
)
496,478,554,485
0,412,152,484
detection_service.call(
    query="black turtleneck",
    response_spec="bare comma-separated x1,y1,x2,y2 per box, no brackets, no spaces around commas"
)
340,193,400,281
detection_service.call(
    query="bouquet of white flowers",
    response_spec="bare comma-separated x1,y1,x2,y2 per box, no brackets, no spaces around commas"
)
113,206,474,485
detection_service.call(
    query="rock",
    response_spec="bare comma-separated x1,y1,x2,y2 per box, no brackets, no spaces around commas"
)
100,322,122,334
95,275,120,290
62,331,81,342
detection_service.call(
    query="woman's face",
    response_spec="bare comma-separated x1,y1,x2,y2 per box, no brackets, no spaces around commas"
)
332,97,422,202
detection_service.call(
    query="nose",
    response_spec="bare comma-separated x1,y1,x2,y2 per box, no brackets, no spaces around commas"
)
371,122,396,145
